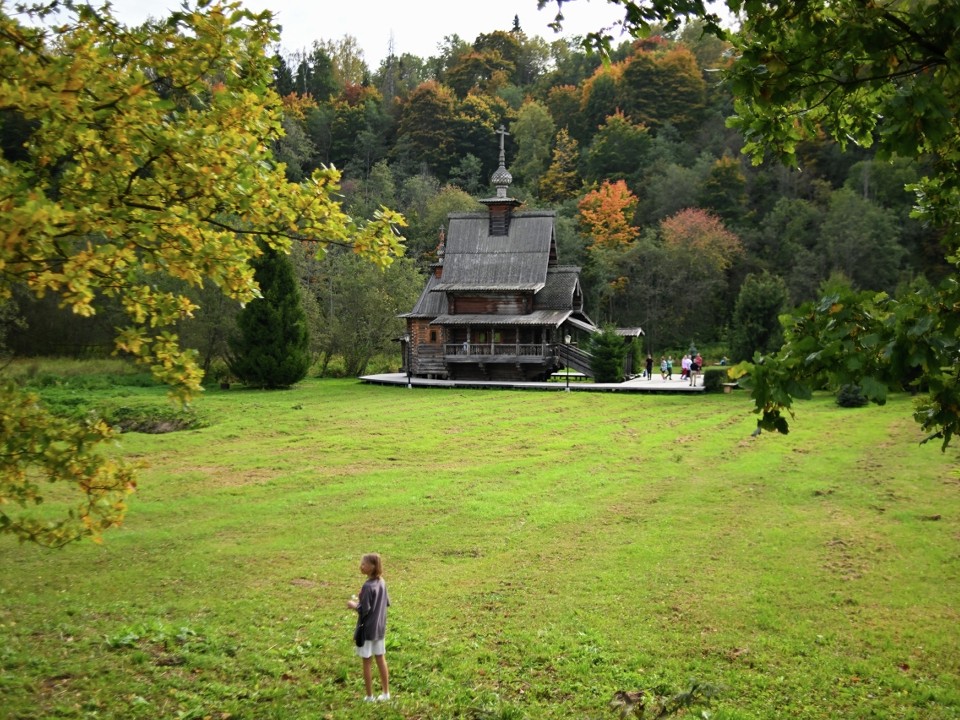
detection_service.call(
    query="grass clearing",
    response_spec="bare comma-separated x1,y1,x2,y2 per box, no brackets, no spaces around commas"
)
1,375,958,719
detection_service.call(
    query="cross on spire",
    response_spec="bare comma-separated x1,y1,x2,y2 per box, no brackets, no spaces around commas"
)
490,124,514,198
496,124,509,166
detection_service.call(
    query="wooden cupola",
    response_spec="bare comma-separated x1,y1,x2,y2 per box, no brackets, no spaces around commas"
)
478,124,521,236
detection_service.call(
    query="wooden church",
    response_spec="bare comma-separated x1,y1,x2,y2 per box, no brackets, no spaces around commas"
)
400,128,599,381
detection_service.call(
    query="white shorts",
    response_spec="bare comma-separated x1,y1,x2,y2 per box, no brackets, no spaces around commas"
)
355,638,386,658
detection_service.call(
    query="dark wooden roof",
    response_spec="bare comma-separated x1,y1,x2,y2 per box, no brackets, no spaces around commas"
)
400,271,448,318
431,309,572,327
534,267,581,311
432,211,556,292
566,315,600,333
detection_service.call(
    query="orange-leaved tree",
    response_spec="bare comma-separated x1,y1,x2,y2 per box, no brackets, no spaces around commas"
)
578,180,640,250
657,208,743,338
659,208,742,273
578,180,640,321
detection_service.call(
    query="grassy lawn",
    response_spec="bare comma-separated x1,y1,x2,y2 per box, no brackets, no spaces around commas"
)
1,375,958,719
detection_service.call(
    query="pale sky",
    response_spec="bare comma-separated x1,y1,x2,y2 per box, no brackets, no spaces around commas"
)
102,0,635,69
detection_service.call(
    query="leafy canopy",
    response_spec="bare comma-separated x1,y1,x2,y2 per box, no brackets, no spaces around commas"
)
0,0,406,545
554,0,960,446
578,179,639,250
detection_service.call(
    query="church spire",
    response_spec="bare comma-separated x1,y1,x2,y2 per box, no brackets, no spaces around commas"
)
479,123,521,234
490,124,513,199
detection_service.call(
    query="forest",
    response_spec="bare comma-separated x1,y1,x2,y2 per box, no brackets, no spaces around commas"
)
4,13,950,373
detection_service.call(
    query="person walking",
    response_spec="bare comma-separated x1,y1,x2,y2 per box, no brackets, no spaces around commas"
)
690,353,703,386
645,354,654,380
347,553,391,702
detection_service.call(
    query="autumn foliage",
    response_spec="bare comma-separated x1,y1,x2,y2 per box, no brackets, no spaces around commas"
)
659,208,743,271
0,1,406,545
577,180,640,250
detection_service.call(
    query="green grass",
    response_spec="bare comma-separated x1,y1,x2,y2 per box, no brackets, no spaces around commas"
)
1,374,958,719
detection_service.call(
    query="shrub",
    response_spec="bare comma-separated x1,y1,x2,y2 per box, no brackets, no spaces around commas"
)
836,384,869,408
364,353,404,375
202,359,232,387
703,367,729,392
728,271,789,362
315,355,348,378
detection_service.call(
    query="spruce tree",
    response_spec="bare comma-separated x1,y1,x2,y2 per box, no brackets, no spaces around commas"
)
587,326,627,383
229,243,311,388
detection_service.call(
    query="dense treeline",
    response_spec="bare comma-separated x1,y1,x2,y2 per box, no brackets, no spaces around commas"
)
6,17,947,366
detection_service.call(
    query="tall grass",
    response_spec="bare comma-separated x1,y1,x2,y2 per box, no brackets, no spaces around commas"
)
1,372,958,719
4,357,156,387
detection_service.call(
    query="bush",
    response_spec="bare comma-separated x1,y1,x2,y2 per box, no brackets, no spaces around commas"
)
703,367,729,392
202,359,232,387
695,342,729,367
364,353,404,375
728,272,789,362
314,355,348,378
11,358,157,389
836,384,869,408
588,326,627,383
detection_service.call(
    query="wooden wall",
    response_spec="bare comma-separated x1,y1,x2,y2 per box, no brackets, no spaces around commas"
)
451,294,530,314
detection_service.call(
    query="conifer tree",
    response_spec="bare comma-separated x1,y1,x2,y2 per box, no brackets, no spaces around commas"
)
539,128,581,203
229,243,311,389
587,326,627,383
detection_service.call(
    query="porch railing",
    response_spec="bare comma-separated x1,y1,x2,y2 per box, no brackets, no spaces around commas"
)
445,343,551,358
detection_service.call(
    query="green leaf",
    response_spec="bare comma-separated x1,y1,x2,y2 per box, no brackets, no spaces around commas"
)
859,376,888,404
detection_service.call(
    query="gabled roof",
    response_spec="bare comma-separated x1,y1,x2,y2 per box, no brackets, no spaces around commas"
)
534,266,582,311
399,270,448,318
567,316,600,334
432,211,556,293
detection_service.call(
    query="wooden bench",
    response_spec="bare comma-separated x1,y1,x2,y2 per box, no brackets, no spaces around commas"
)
551,371,588,382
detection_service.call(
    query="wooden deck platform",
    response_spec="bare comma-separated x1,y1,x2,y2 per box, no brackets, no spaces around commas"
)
358,373,706,394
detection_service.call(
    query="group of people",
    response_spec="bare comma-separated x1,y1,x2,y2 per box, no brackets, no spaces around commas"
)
649,352,704,386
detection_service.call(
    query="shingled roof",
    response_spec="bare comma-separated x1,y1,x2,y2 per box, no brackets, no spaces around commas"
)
432,211,556,293
430,309,571,327
534,266,582,311
400,270,448,319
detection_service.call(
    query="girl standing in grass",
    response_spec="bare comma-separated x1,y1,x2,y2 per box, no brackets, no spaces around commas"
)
347,553,391,702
